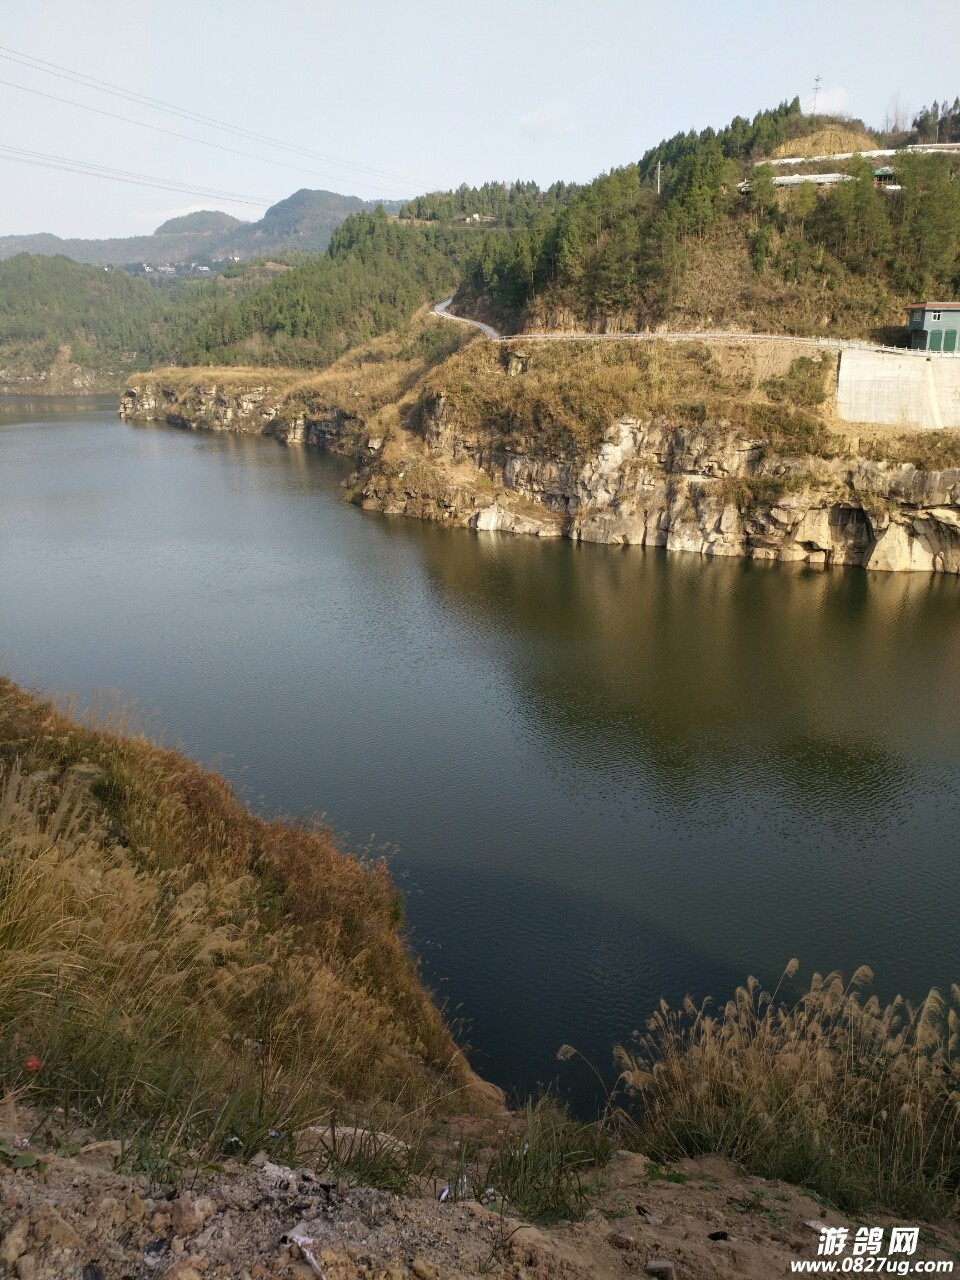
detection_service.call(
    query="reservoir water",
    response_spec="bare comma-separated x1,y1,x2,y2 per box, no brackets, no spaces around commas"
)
2,396,960,1106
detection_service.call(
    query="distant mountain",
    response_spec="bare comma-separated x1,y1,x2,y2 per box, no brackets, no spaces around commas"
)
0,209,473,390
153,211,244,235
0,190,403,266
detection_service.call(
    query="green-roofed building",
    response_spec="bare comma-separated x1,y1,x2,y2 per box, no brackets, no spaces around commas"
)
906,303,960,352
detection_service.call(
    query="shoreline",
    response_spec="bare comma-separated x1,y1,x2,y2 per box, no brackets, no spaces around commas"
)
120,345,960,575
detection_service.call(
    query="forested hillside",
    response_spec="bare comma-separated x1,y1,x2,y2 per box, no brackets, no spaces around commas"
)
4,98,960,389
445,99,960,336
173,210,475,366
0,210,483,383
0,255,179,378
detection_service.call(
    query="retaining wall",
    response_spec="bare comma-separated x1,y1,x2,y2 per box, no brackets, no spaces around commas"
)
837,349,960,428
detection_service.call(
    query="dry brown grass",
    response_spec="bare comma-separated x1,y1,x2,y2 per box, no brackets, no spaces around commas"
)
128,309,853,470
668,221,906,338
859,431,960,472
770,125,879,158
616,963,960,1215
422,338,842,459
127,310,472,430
0,677,492,1166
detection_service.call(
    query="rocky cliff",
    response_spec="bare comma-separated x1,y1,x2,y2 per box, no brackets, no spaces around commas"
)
1,345,122,394
122,341,960,575
119,377,366,452
356,402,960,573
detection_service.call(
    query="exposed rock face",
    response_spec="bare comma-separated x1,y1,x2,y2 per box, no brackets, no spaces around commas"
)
1,363,119,394
121,376,960,574
359,404,960,574
119,380,363,454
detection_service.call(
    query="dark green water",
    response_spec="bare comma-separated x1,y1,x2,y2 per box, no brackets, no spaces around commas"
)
2,397,960,1106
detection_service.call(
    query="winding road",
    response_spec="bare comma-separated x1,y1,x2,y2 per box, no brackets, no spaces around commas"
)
431,296,501,340
431,296,946,358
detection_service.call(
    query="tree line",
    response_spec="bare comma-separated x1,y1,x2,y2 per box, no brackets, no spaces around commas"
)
4,98,959,378
452,104,960,324
0,211,481,374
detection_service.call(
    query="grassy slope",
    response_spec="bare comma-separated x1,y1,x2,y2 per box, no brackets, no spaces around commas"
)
0,677,495,1161
435,338,960,469
423,335,827,447
132,315,960,480
126,308,475,449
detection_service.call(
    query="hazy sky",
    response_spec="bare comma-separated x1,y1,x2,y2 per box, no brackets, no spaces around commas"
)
1,0,958,239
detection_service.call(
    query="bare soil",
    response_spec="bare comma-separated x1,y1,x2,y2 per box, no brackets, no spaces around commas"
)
2,1107,958,1280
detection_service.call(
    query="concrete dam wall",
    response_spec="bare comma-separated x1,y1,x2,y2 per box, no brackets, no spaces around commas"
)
837,349,960,428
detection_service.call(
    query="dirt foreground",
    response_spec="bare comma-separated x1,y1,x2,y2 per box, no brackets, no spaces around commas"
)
2,1108,958,1280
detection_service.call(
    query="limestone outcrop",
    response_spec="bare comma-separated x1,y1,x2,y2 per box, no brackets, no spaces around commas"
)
119,380,365,454
1,361,119,394
121,375,960,574
357,402,960,574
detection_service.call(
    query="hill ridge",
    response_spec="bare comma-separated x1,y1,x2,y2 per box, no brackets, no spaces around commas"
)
0,188,403,266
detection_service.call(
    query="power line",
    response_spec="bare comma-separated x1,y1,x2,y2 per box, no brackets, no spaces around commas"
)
0,144,269,205
0,146,268,204
0,44,430,191
0,77,412,195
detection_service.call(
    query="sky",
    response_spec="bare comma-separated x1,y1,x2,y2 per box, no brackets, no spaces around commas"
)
1,0,958,239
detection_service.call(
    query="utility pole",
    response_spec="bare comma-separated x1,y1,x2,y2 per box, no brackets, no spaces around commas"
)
656,159,661,195
813,75,822,116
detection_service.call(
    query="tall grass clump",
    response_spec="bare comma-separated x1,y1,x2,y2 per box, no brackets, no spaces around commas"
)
439,1096,616,1224
615,962,960,1215
0,677,492,1170
481,1098,615,1223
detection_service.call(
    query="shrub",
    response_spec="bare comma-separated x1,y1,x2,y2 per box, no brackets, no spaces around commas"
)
748,403,839,458
762,356,830,408
718,470,818,512
615,963,960,1215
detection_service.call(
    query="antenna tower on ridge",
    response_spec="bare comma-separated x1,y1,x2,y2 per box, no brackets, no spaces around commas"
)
813,75,822,116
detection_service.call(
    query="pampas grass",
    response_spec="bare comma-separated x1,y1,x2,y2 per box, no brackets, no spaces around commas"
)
616,961,960,1214
0,677,490,1170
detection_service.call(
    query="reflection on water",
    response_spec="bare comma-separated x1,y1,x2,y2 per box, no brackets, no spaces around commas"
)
2,403,959,1107
415,526,960,831
0,394,117,423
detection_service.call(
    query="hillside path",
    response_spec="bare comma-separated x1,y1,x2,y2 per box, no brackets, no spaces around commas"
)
431,297,947,358
431,296,501,339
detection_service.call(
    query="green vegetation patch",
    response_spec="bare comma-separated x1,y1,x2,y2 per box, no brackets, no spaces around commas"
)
718,470,820,512
761,356,829,408
747,403,840,459
438,1097,616,1225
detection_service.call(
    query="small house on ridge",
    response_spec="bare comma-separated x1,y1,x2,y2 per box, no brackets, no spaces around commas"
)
906,303,960,352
